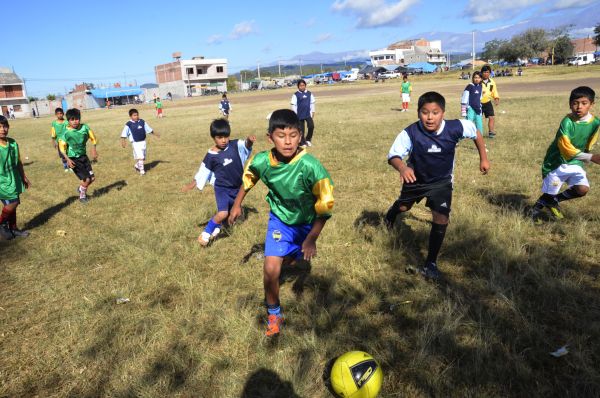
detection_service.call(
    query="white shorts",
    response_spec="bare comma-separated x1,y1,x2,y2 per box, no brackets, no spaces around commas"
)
132,140,147,160
402,93,411,102
542,164,589,195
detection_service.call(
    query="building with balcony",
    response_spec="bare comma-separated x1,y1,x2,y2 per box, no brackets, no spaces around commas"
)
369,39,447,67
0,68,31,118
155,54,228,98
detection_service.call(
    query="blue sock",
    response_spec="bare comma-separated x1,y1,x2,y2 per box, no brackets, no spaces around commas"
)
267,302,281,316
204,219,220,234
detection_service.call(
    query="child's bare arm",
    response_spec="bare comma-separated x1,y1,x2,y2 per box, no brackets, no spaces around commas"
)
389,157,416,183
17,157,30,189
228,187,248,225
301,217,327,261
245,135,256,149
591,154,600,165
90,145,98,161
473,131,490,174
181,180,197,192
120,138,127,148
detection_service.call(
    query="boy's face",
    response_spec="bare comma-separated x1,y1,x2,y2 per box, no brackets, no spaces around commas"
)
269,127,301,159
56,111,64,120
418,102,445,132
298,82,306,92
0,123,8,139
131,113,139,121
473,74,482,84
213,135,230,150
68,118,80,129
570,97,593,119
481,70,490,79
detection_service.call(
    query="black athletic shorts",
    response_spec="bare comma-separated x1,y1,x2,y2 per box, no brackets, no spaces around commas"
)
482,101,495,117
70,155,95,181
397,178,453,216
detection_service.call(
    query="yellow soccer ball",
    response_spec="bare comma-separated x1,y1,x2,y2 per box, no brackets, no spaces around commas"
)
330,351,383,398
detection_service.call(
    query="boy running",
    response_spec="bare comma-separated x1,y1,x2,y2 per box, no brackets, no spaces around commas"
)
182,119,255,245
228,109,334,337
50,107,70,171
155,98,164,118
0,115,31,239
120,108,160,176
385,92,489,280
219,93,232,120
59,108,98,203
532,86,599,221
480,65,500,138
401,75,412,112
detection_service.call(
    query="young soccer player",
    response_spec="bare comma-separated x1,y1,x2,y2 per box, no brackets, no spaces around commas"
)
155,98,163,118
461,71,484,134
385,92,489,280
59,108,98,203
50,107,70,171
0,115,31,240
181,119,255,245
480,65,500,138
290,79,316,146
228,109,334,337
532,86,600,221
120,108,160,176
401,75,412,112
219,93,231,120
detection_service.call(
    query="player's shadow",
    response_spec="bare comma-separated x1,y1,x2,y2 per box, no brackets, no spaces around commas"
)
240,368,300,398
22,161,34,166
353,209,385,243
478,188,533,218
240,243,265,264
93,180,127,198
22,196,78,230
145,160,169,172
280,260,312,299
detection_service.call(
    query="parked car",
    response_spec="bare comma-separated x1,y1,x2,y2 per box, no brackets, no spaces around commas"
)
379,71,401,79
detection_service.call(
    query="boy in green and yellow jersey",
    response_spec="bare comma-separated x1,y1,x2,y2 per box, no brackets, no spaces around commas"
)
59,108,98,203
228,109,334,337
0,115,31,240
50,107,70,171
481,65,500,138
532,86,600,221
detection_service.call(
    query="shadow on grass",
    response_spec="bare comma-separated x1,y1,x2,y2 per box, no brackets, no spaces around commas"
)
478,188,534,218
145,160,169,172
241,368,300,398
93,180,127,198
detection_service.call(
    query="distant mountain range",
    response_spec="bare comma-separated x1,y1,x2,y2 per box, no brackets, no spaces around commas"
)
261,3,598,70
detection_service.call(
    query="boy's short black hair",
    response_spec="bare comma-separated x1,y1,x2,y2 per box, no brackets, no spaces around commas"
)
54,107,64,114
129,108,139,117
418,92,446,112
472,71,482,80
65,108,81,120
222,93,227,98
297,79,307,88
481,65,492,73
569,86,595,103
0,115,8,127
268,109,300,134
210,118,231,137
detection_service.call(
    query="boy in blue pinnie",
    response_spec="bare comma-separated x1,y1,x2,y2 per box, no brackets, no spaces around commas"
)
120,109,160,176
461,71,484,134
182,119,255,245
219,93,231,120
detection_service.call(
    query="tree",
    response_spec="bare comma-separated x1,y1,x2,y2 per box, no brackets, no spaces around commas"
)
46,94,56,100
552,35,574,64
27,96,39,102
520,28,549,58
226,76,237,92
482,39,508,61
594,23,600,46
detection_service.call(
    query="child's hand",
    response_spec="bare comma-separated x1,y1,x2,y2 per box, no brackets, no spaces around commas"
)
591,154,600,165
301,236,317,261
90,147,98,161
399,166,416,183
228,205,243,225
246,135,256,148
66,158,75,169
121,141,127,148
154,132,161,139
23,176,31,189
181,181,196,192
480,159,490,174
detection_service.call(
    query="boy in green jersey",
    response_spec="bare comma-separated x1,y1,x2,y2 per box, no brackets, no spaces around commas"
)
59,109,98,203
532,86,600,221
0,116,31,239
155,98,163,118
401,75,412,112
50,107,70,171
229,109,334,337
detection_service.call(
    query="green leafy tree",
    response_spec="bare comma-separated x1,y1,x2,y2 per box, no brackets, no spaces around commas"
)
482,39,508,61
226,76,237,91
27,96,39,102
552,35,574,64
594,23,600,46
520,28,549,58
46,94,56,101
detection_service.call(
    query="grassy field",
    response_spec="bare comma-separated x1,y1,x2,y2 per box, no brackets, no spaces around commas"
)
1,66,600,397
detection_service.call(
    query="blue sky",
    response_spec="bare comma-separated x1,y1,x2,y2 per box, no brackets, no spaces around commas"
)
6,0,598,97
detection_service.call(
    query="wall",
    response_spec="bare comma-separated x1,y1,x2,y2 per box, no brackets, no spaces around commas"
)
157,81,186,99
155,61,183,84
30,99,63,116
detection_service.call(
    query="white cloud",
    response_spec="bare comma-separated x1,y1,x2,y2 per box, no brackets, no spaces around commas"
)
206,35,223,45
331,0,420,28
313,33,334,44
571,27,595,37
230,20,258,39
549,0,597,10
463,0,544,23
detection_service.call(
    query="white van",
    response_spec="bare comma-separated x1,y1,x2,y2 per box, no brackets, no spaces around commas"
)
568,53,595,66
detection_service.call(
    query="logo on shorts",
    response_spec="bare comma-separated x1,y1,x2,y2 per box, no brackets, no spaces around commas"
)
427,144,442,153
272,230,282,242
223,158,233,166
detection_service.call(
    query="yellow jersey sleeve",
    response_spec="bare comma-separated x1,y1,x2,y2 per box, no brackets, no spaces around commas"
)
58,140,68,154
242,155,260,191
51,126,56,139
312,177,334,217
557,118,579,160
88,129,98,145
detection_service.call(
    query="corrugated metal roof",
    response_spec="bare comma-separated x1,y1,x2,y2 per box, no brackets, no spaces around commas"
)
0,73,23,85
90,87,143,98
0,99,28,105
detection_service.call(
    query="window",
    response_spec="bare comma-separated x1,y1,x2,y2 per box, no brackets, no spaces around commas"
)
217,66,224,73
197,67,204,74
186,67,194,75
13,105,21,112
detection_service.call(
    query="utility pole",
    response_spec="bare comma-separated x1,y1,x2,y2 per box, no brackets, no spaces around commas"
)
299,58,303,76
320,64,323,74
257,61,261,80
278,59,281,77
472,31,476,70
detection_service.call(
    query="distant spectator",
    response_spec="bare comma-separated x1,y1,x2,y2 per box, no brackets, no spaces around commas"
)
8,108,15,120
290,79,315,147
480,65,500,138
32,108,37,118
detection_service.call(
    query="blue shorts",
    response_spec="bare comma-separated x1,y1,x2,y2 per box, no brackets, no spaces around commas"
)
1,197,20,205
264,212,312,259
214,185,238,212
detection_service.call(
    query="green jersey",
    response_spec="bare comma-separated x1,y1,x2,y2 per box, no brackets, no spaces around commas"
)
59,123,98,158
155,100,163,109
0,138,24,200
51,119,68,142
401,81,412,94
243,149,334,225
542,114,599,177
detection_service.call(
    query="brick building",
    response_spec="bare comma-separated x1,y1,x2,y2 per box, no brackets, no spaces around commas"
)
155,54,228,98
0,67,31,118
